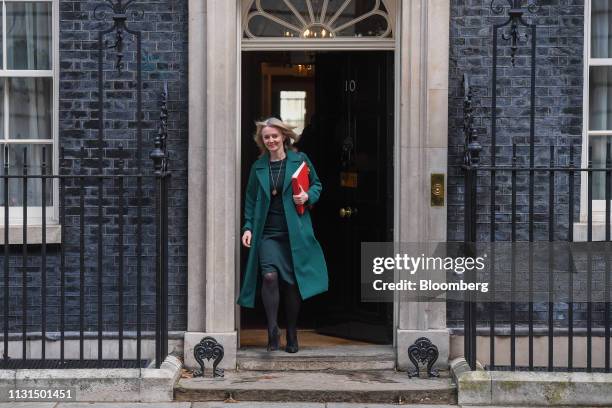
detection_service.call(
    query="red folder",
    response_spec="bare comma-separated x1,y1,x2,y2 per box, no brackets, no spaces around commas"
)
291,161,310,215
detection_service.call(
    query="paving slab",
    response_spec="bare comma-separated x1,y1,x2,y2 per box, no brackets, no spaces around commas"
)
176,370,456,404
0,355,181,403
0,371,16,405
194,404,457,408
193,403,324,408
0,404,592,408
56,404,191,408
13,369,140,402
490,371,612,407
328,405,458,408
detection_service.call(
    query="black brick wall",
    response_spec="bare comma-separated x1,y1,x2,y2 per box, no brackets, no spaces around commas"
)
0,0,596,338
447,0,586,327
0,0,188,335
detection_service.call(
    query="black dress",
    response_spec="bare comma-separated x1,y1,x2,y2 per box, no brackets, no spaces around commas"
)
258,158,296,285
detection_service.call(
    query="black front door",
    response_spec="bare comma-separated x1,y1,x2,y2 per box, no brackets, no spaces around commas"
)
304,51,394,344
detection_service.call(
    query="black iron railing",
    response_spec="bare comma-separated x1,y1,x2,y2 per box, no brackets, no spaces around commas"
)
0,0,170,369
460,1,611,372
462,73,612,372
0,89,169,369
463,143,612,373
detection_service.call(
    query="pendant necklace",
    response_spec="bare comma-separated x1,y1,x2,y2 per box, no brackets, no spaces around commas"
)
270,157,285,196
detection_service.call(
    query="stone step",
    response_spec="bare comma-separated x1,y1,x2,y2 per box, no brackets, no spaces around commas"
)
237,345,395,371
174,370,457,404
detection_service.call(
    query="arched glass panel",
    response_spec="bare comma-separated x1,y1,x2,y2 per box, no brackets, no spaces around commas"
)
336,13,388,37
247,15,300,38
243,0,392,39
323,0,349,23
259,0,303,29
292,1,313,26
329,0,377,27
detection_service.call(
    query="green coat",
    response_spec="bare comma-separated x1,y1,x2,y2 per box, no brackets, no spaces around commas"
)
237,150,329,308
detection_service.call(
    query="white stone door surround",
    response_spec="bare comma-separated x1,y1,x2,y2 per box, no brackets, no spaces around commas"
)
185,0,450,371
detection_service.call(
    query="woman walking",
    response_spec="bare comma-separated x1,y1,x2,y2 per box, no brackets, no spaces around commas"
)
238,117,328,353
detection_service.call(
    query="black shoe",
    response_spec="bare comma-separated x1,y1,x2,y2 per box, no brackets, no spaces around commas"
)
285,328,299,353
267,326,280,351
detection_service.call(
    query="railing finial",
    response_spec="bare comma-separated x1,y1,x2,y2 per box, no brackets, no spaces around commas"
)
490,0,539,66
150,82,170,176
94,0,143,73
463,74,481,167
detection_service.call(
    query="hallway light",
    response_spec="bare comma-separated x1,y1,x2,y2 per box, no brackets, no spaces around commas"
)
303,26,334,39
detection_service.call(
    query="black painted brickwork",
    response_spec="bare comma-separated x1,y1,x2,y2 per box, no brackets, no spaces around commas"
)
447,1,587,326
0,0,596,338
0,0,188,335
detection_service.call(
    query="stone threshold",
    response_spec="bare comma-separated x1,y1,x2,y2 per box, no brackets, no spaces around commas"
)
175,370,457,404
451,357,612,407
0,355,182,402
237,345,395,371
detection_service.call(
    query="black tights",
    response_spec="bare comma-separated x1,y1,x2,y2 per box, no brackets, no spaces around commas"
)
261,272,301,335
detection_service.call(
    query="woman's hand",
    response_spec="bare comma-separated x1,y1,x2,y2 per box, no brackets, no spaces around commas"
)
293,186,309,206
241,230,252,248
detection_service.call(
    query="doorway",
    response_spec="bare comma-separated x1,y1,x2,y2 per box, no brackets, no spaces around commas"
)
240,51,394,346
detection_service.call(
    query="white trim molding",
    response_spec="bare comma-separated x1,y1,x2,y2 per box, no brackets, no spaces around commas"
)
0,224,61,245
185,0,239,361
580,0,612,228
0,0,60,229
242,38,395,50
395,0,450,370
187,0,207,333
242,0,395,44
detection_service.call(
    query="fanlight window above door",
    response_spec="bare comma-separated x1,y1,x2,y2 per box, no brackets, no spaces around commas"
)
244,0,392,39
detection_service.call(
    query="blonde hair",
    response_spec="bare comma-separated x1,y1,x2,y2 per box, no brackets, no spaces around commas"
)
254,117,299,156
